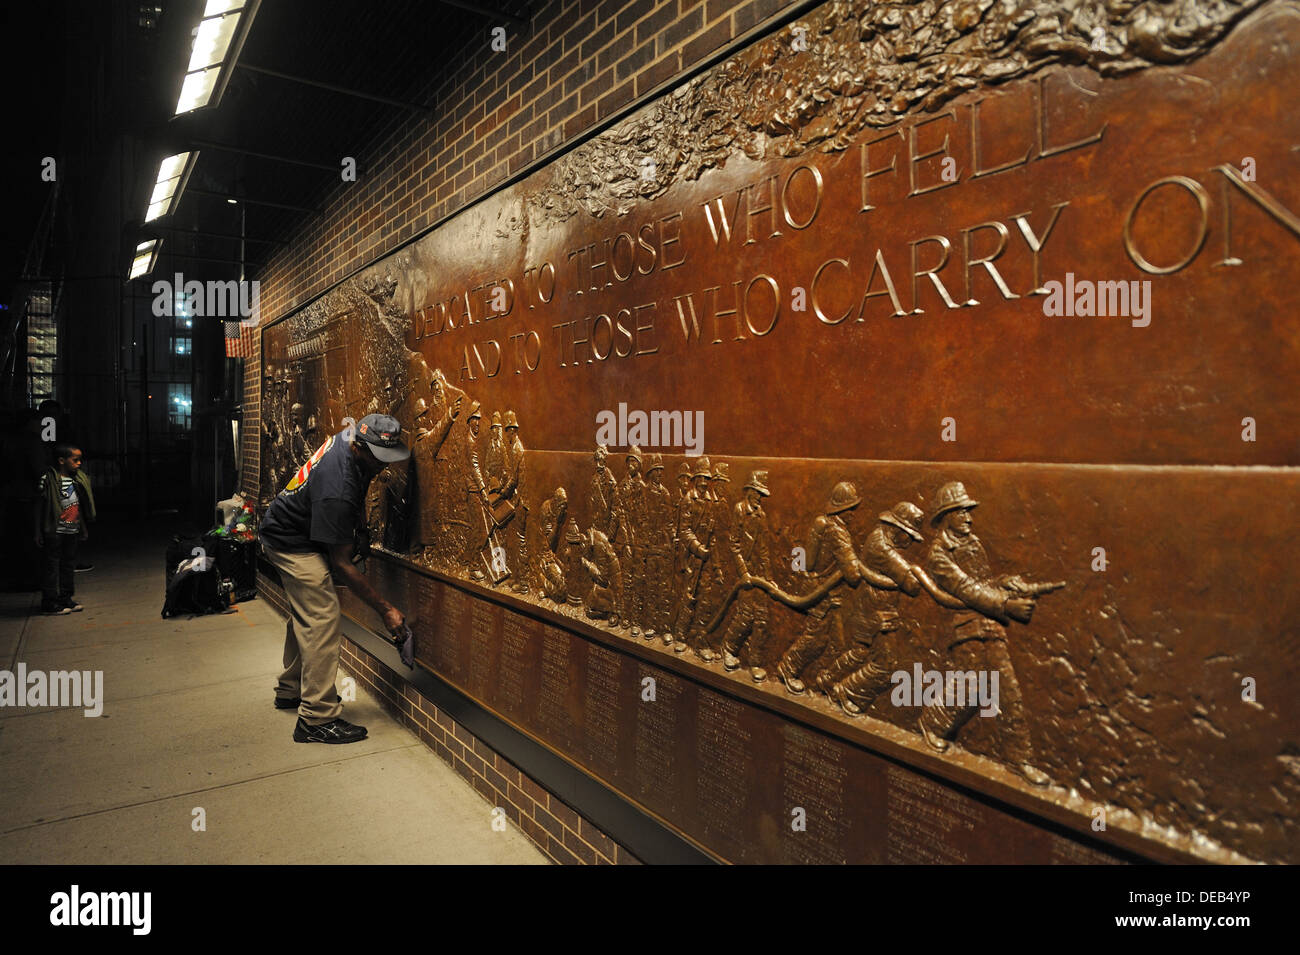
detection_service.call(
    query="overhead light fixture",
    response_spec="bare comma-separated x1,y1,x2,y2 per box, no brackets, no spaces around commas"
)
144,151,198,221
129,239,162,279
173,1,256,115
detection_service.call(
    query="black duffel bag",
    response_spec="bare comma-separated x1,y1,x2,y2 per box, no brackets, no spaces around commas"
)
162,537,233,617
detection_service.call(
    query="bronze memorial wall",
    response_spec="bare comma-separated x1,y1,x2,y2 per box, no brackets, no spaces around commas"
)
260,0,1300,864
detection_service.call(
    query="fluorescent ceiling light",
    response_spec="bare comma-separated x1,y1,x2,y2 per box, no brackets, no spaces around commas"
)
144,151,197,222
203,0,246,15
129,239,161,280
149,179,174,206
175,67,220,114
187,12,242,73
158,153,187,180
173,2,249,115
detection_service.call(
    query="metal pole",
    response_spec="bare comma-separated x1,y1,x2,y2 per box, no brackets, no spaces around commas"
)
237,62,431,113
141,321,150,515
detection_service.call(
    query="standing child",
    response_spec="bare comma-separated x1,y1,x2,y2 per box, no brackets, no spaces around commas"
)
35,444,94,615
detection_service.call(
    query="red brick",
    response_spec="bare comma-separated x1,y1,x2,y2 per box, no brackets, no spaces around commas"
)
531,81,563,116
464,750,486,778
579,17,617,63
521,814,547,849
682,17,731,64
565,102,597,139
562,827,598,865
615,39,656,82
496,759,521,786
598,79,634,118
506,782,534,813
636,51,681,98
507,143,534,175
560,10,597,52
705,0,733,22
615,0,656,34
453,758,475,784
733,0,784,35
517,30,550,72
519,773,548,806
547,92,579,129
636,2,678,45
506,61,535,97
548,835,581,865
564,59,598,97
581,68,614,107
579,816,617,861
548,45,582,86
484,765,509,795
549,799,581,833
535,807,564,840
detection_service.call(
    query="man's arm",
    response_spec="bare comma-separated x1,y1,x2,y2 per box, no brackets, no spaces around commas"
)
728,502,749,577
927,545,1009,621
328,542,404,632
873,534,921,596
831,523,897,589
500,445,521,499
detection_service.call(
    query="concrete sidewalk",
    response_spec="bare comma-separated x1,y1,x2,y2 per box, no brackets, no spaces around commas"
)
0,516,546,865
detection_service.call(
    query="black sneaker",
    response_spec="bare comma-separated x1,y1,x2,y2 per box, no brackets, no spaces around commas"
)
293,717,367,744
61,597,84,612
41,602,71,615
74,562,94,573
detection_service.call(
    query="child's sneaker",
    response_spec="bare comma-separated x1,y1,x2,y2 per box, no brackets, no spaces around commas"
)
41,601,71,615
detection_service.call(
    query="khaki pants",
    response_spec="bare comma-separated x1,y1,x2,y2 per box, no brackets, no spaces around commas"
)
264,545,343,725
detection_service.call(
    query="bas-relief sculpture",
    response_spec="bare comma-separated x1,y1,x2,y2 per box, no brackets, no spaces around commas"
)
260,0,1300,863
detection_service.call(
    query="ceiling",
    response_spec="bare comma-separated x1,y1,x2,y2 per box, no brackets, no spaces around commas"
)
155,0,532,273
3,0,533,297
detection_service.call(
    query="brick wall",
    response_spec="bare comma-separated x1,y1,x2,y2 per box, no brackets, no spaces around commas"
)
241,0,805,500
258,571,640,864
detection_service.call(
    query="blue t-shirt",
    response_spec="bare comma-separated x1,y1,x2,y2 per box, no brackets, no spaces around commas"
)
260,432,370,553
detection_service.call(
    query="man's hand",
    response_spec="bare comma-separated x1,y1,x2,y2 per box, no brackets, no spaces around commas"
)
1006,597,1035,623
383,605,405,632
34,533,43,549
449,395,463,419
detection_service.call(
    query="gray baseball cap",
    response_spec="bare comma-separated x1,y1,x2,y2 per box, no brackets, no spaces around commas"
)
355,413,410,462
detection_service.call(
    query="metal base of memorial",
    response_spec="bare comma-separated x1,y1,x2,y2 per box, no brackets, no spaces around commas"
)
261,0,1300,864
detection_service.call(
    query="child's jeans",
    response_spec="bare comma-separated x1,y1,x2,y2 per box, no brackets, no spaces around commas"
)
41,533,79,606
